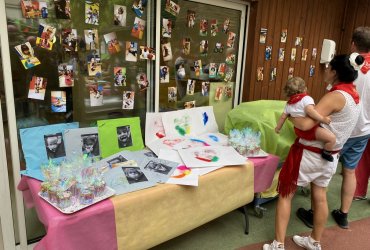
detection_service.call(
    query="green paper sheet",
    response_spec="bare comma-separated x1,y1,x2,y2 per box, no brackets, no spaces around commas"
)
224,100,296,161
97,117,144,158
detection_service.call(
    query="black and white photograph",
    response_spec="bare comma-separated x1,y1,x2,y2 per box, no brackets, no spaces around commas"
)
116,125,133,148
144,160,171,174
107,155,128,168
44,133,66,159
122,167,148,184
81,133,100,157
144,151,157,158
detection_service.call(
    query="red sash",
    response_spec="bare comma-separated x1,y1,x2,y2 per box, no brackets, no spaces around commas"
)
277,138,340,197
330,83,359,104
287,93,308,104
360,53,370,74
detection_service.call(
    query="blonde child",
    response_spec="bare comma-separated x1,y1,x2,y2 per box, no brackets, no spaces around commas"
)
275,77,336,161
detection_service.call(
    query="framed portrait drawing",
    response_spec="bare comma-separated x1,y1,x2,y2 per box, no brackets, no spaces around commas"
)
19,122,79,181
97,117,144,158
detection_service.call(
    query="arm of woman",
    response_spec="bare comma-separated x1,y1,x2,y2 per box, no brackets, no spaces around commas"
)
290,91,345,130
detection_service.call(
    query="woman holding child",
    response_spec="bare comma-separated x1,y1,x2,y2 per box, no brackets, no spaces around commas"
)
264,53,364,250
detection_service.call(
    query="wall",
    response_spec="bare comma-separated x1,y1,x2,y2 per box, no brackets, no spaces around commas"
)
242,0,348,102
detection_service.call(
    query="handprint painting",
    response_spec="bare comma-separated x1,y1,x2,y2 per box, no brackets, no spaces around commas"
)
193,148,219,162
174,115,191,136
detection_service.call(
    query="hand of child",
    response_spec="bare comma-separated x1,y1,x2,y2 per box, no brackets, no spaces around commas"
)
321,116,331,125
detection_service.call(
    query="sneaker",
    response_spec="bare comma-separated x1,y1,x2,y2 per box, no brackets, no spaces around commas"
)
353,195,367,201
293,235,321,250
262,240,285,250
296,208,313,228
331,209,349,229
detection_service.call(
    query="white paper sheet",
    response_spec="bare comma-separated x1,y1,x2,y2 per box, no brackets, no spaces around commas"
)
145,113,166,145
178,146,247,167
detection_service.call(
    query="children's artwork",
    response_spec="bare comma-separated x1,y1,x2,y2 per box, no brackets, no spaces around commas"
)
280,29,287,43
28,76,47,100
295,37,303,46
84,29,98,51
225,53,235,65
103,166,156,195
291,48,296,61
146,137,185,156
89,84,104,106
309,65,315,77
136,73,149,91
87,54,102,77
145,113,166,145
301,48,308,61
186,79,195,95
270,67,277,81
14,42,41,69
19,122,79,181
162,42,173,61
184,101,195,109
132,0,146,18
265,46,272,60
114,5,126,26
227,32,236,48
209,63,217,78
64,127,100,159
85,1,99,25
139,46,155,60
97,117,144,158
200,40,208,55
257,67,264,81
58,64,74,87
126,41,138,62
222,18,230,33
54,0,71,19
182,38,191,55
187,10,195,28
194,106,219,134
200,19,208,36
210,19,218,36
61,28,77,52
165,0,180,16
141,158,178,183
214,86,223,101
162,18,172,38
178,146,246,168
21,0,41,18
278,48,285,61
224,84,232,98
104,32,121,54
168,87,177,102
36,37,53,50
194,59,202,77
114,67,126,86
288,67,294,79
214,42,224,53
201,81,210,96
217,63,226,78
160,66,169,83
122,91,135,110
259,28,267,44
131,17,145,39
51,91,67,112
198,132,229,146
312,48,317,60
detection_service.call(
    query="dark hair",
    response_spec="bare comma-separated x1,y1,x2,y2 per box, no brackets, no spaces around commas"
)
352,27,370,53
329,54,364,83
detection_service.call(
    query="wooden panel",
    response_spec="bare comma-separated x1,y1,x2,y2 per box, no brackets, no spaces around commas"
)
242,0,350,103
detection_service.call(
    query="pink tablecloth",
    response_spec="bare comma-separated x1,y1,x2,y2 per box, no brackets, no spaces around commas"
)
249,154,280,193
18,155,278,250
18,177,117,250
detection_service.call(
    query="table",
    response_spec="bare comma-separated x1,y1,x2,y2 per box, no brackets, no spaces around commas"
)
18,155,279,250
